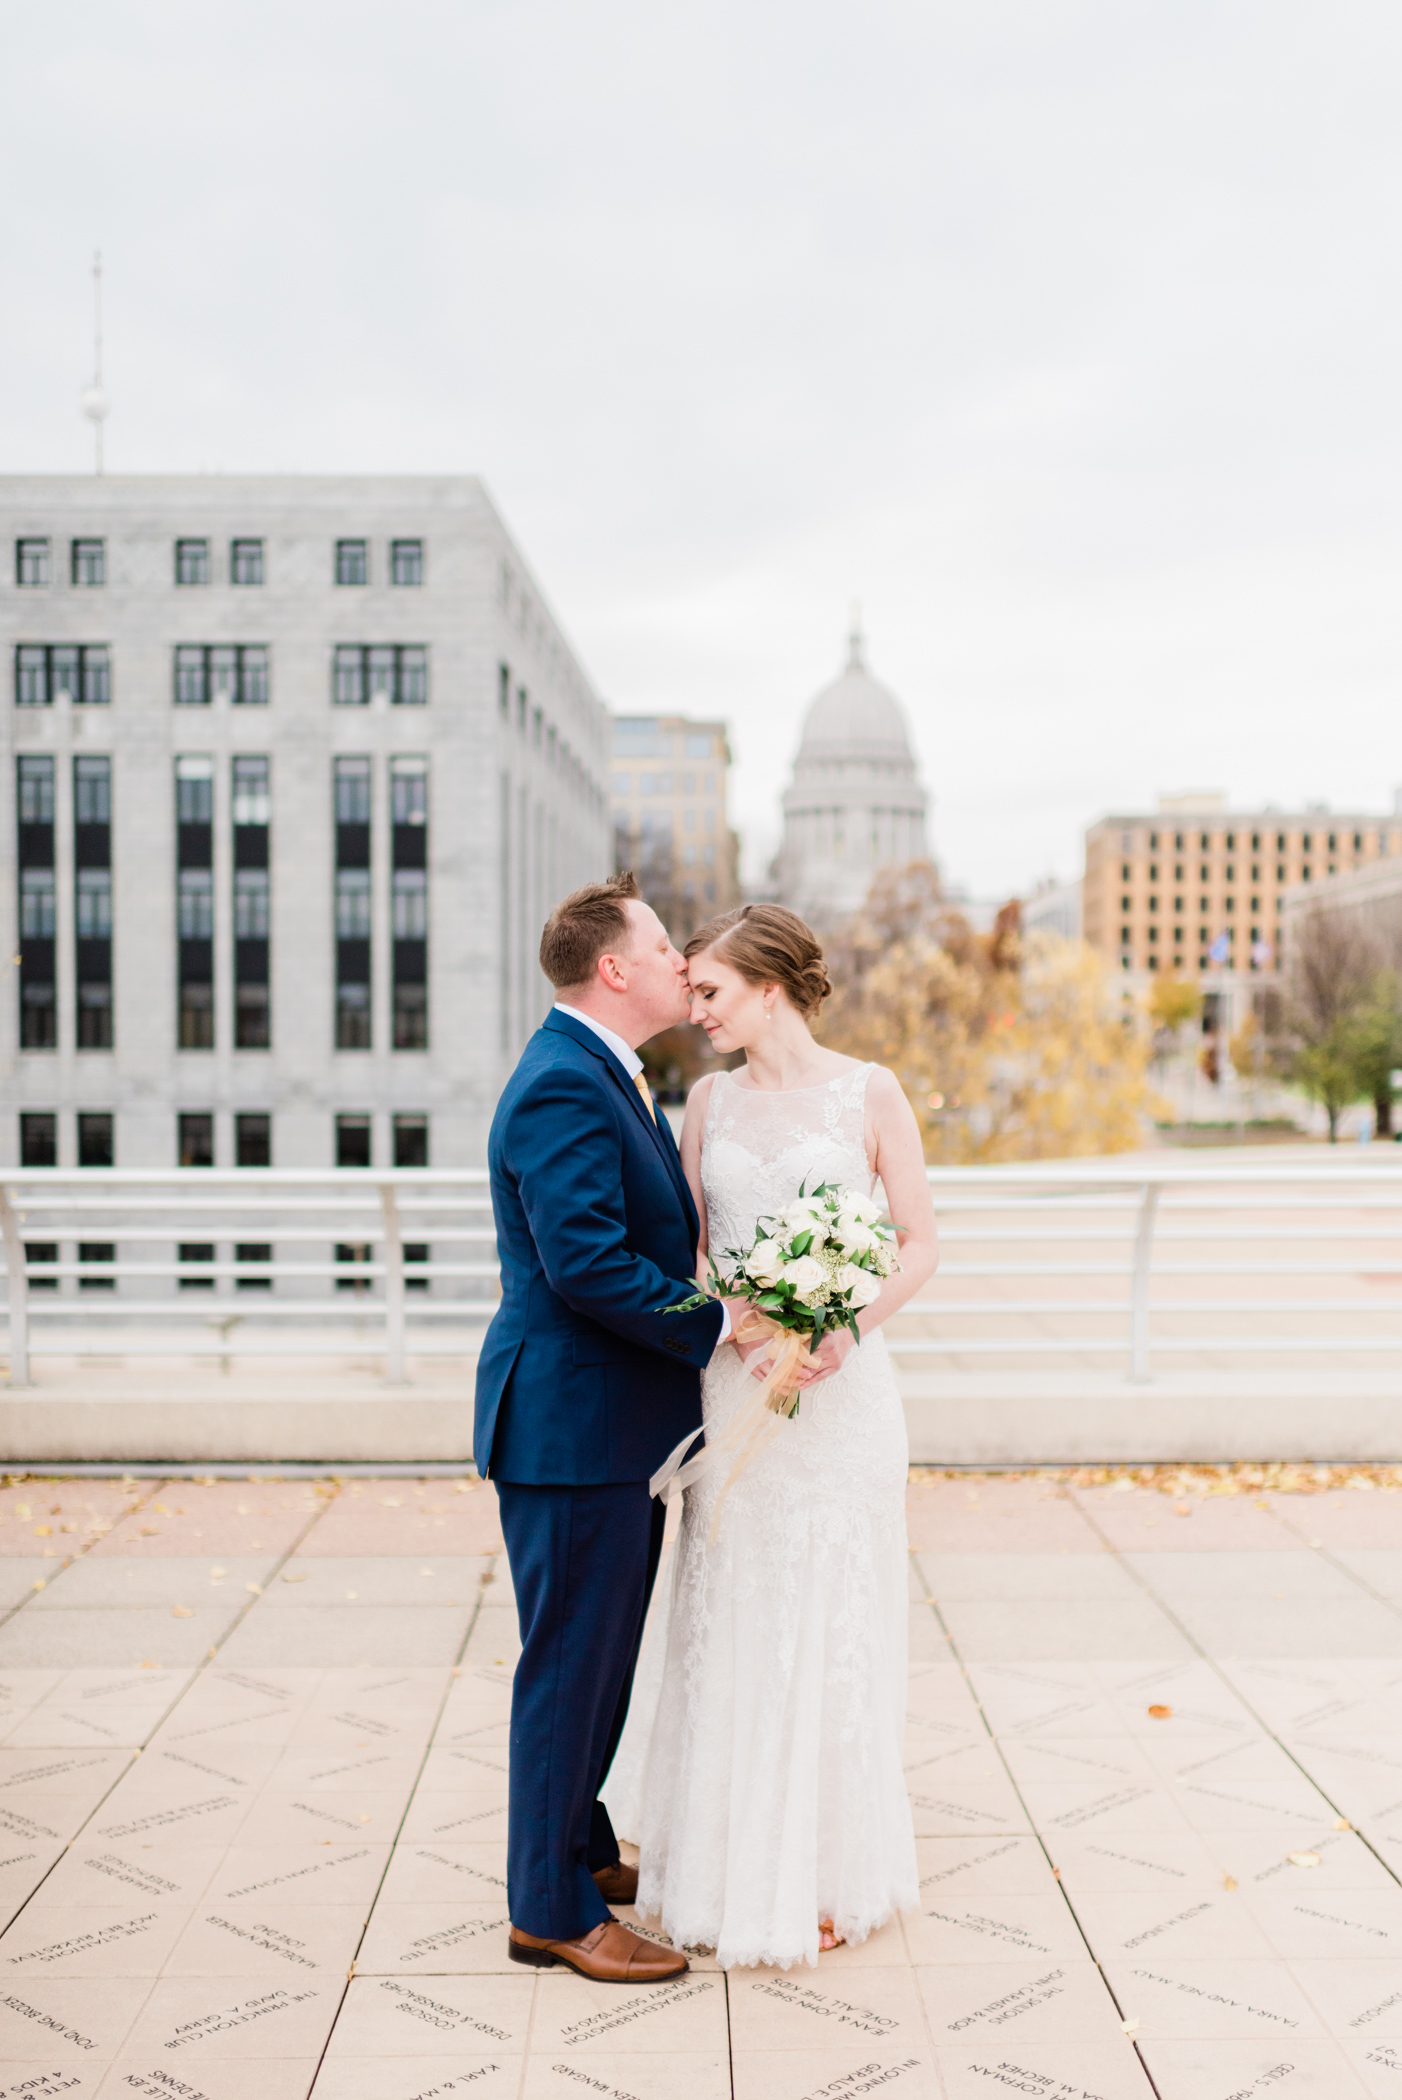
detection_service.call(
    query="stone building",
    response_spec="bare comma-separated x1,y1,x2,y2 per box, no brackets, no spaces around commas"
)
1,474,609,1171
777,622,928,926
610,713,739,944
1082,790,1402,1042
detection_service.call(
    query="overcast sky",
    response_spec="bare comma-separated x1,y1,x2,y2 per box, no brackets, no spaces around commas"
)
4,1,1402,897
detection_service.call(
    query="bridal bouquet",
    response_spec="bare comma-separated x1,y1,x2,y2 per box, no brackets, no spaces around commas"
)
670,1181,900,1420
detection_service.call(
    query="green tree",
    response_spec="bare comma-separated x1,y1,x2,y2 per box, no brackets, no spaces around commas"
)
1342,971,1402,1138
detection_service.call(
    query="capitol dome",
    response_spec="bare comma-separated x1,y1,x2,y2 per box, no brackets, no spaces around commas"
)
777,621,929,926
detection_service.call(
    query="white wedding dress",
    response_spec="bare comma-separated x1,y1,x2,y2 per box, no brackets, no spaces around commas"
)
604,1063,918,1970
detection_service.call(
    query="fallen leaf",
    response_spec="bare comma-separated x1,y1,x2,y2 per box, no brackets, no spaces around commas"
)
30,1578,44,1592
1174,1503,1191,1517
140,1526,158,1537
245,1582,262,1595
1287,1851,1321,1868
1148,1704,1172,1720
14,1504,30,1519
32,1525,51,1537
140,1659,155,1668
1222,1873,1238,1891
171,1606,194,1618
358,1813,371,1824
1334,1817,1351,1832
1120,2017,1140,2034
282,1571,308,1584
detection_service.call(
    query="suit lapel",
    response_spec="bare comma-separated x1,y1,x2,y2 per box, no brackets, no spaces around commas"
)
542,1009,695,1217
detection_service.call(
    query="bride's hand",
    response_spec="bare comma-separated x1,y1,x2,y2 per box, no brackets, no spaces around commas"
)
796,1329,856,1387
740,1340,780,1382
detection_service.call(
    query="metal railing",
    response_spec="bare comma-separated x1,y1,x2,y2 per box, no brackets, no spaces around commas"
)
0,1169,496,1385
3,1157,1402,1386
907,1157,1402,1380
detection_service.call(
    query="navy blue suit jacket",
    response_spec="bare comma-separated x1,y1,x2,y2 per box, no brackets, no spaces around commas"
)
475,1008,724,1485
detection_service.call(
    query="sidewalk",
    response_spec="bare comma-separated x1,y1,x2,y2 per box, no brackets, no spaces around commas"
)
0,1469,1400,2097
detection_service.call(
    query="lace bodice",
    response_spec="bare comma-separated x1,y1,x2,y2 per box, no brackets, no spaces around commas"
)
700,1062,879,1263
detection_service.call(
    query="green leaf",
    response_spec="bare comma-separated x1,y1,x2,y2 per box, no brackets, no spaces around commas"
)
789,1230,813,1257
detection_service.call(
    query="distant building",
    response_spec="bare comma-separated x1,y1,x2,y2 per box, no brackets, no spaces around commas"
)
1,474,610,1170
1021,878,1083,944
777,622,928,927
1279,847,1402,966
1083,790,1402,1035
610,715,739,944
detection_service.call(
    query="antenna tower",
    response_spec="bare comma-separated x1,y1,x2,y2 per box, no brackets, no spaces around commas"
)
79,251,110,474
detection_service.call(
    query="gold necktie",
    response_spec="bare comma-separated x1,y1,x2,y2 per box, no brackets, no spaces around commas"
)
633,1072,657,1124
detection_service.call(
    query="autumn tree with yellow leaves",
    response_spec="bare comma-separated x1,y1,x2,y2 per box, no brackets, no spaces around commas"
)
818,862,1157,1162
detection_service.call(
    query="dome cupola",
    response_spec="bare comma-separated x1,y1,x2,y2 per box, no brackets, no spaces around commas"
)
777,618,928,926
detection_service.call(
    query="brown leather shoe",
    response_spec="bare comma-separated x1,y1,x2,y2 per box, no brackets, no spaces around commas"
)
509,1918,687,1980
592,1858,639,1905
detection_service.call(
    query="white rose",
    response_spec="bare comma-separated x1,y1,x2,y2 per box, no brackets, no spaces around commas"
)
782,1254,829,1303
835,1219,880,1256
746,1238,785,1287
836,1262,884,1307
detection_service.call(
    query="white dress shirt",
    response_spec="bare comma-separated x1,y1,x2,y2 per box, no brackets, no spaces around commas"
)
552,1002,730,1348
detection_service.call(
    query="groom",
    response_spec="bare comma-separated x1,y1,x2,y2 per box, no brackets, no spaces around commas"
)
475,872,726,1982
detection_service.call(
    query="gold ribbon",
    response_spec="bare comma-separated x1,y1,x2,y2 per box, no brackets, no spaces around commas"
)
649,1307,814,1542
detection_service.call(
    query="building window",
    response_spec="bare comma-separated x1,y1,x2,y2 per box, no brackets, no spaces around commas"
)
335,539,368,586
175,538,210,586
17,756,56,1050
499,663,511,717
78,1242,116,1288
236,1244,272,1290
332,643,427,707
20,1112,57,1168
334,757,372,1049
71,539,106,587
394,1113,429,1288
231,1116,272,1283
78,1112,114,1167
176,757,215,1049
21,868,56,937
391,757,428,1050
235,1112,271,1168
174,643,268,706
232,756,270,1049
391,539,423,586
234,869,269,937
230,539,264,586
178,1245,216,1289
179,868,214,938
15,644,110,707
336,1113,372,1168
73,757,112,1051
76,868,111,938
178,1112,215,1167
336,867,372,937
16,539,50,586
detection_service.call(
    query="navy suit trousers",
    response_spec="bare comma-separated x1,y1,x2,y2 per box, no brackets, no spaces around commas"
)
496,1478,666,1941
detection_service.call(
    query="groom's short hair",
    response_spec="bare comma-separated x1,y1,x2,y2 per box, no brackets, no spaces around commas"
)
540,870,644,990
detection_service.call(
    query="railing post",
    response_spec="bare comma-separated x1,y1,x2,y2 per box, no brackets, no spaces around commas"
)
0,1185,30,1388
379,1180,407,1385
1129,1180,1159,1383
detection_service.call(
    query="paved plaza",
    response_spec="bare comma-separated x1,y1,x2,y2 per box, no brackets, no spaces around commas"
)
1,1469,1402,2097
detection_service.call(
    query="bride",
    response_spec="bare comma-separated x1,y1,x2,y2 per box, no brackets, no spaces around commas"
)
606,902,939,1970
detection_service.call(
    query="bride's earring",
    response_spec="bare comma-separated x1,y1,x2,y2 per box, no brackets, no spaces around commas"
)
764,1002,773,1022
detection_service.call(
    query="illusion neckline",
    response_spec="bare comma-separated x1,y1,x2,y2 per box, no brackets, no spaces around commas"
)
720,1064,867,1099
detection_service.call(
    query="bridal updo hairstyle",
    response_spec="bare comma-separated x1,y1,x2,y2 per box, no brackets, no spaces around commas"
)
685,903,832,1022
